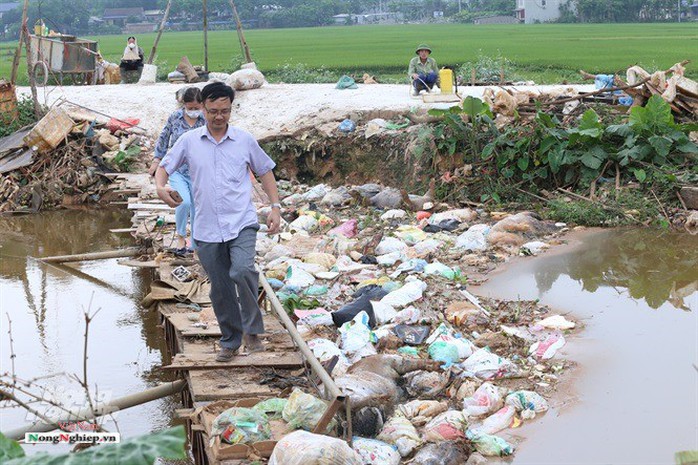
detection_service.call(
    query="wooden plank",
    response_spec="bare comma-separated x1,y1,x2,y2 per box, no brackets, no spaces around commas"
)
128,203,175,211
188,369,276,401
118,258,159,268
422,93,461,103
163,352,303,371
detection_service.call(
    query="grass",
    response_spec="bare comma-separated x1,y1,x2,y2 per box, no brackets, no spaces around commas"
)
2,23,697,85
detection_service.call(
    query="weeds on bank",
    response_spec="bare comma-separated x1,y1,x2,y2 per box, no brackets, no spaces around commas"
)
0,96,40,138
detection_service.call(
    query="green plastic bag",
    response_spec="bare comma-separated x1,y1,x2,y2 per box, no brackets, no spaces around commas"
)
336,75,358,89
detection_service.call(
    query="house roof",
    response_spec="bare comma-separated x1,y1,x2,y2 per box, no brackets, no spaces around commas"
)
103,7,144,19
0,2,19,13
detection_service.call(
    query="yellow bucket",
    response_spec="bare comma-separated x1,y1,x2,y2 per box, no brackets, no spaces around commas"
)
34,20,44,35
439,68,454,94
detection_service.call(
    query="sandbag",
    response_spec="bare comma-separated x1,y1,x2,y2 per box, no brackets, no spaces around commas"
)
269,430,362,465
282,388,335,432
227,68,265,90
377,413,422,457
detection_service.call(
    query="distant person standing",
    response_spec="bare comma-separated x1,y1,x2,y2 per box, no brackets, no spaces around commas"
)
409,44,439,96
150,87,206,254
155,82,282,362
120,36,144,83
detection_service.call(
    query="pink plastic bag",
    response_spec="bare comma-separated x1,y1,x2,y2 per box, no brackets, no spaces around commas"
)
106,117,140,133
328,219,358,238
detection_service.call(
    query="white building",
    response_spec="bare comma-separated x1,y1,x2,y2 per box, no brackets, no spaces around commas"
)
515,0,563,23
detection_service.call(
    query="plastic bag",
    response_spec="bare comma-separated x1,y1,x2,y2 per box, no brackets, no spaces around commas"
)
466,430,514,457
303,252,337,269
529,334,566,360
227,68,265,90
332,286,388,328
329,219,359,238
413,239,442,256
289,215,319,232
390,258,428,278
303,184,329,202
376,237,408,255
397,400,448,426
380,209,406,220
424,262,461,280
304,285,328,296
106,117,140,133
455,224,490,251
505,390,549,419
339,311,376,357
410,441,470,465
422,410,468,442
253,398,288,418
393,306,422,325
210,407,271,445
269,430,362,465
426,323,475,364
536,315,575,330
521,241,549,256
404,370,450,398
394,324,430,345
282,389,335,432
462,382,503,418
380,280,426,308
352,437,401,465
371,301,398,326
377,414,422,457
285,265,316,289
377,251,406,266
395,226,427,245
462,348,515,380
429,208,478,224
476,405,516,434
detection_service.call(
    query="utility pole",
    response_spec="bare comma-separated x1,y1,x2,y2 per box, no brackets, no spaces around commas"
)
677,0,681,22
203,0,209,71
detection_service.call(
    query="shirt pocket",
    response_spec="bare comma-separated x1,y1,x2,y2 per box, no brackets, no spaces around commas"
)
221,160,247,184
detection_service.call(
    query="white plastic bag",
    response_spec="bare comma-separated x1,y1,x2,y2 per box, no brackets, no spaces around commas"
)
536,315,575,330
352,437,401,465
461,348,515,380
377,414,422,457
289,215,318,232
476,405,516,434
455,224,490,251
505,390,549,420
339,311,376,358
303,184,329,202
462,382,503,418
397,400,448,426
269,430,361,465
376,237,408,255
227,68,265,90
379,280,426,308
529,334,566,360
380,209,406,220
285,265,316,289
422,410,468,442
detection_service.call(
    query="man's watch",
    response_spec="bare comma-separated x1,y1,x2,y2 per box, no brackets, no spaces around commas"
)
270,203,282,210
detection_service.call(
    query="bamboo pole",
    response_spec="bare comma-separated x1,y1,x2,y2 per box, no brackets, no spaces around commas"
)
202,0,209,71
3,380,187,440
21,22,41,118
40,247,142,264
9,0,29,84
147,0,172,65
229,0,252,64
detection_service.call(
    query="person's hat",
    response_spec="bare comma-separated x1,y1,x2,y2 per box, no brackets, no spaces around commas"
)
415,44,432,54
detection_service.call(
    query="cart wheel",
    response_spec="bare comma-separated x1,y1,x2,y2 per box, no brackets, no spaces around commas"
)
33,61,49,87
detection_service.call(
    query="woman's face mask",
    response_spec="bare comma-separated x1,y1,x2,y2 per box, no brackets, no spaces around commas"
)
128,43,136,49
185,109,202,119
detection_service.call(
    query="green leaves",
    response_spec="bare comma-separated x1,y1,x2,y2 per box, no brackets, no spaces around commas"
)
5,427,186,465
461,96,487,118
580,146,607,169
629,95,675,134
0,433,25,462
633,168,647,183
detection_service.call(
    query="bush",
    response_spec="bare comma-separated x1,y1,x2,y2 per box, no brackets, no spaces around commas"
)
0,96,40,138
265,61,337,84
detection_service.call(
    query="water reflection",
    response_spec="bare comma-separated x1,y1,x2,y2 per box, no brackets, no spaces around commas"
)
534,229,698,310
0,209,177,443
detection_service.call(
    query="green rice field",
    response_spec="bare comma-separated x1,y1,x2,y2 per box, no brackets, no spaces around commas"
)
1,23,696,85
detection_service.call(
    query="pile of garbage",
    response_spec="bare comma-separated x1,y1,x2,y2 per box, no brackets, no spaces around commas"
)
247,180,577,462
0,106,150,212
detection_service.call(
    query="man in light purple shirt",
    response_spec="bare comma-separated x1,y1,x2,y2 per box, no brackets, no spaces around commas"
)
155,82,281,362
